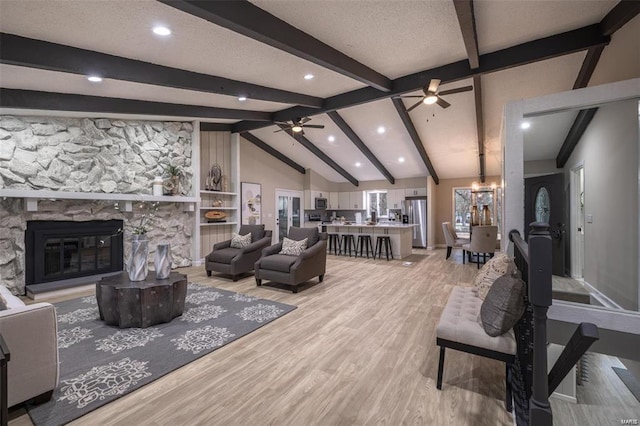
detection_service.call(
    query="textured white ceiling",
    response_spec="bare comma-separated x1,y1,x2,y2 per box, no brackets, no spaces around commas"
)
475,0,616,54
524,110,578,162
0,0,636,184
251,0,468,79
0,0,363,98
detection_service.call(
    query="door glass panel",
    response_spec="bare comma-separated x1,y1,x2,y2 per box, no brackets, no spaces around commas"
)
80,236,96,272
535,187,551,223
291,197,300,228
278,195,289,242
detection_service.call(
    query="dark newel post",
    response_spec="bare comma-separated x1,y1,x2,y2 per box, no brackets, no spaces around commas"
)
527,222,553,425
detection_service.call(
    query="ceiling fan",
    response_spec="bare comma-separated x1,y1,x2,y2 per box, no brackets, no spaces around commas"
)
396,79,473,112
274,117,324,135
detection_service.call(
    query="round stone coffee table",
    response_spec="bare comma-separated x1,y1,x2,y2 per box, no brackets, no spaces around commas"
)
96,271,187,328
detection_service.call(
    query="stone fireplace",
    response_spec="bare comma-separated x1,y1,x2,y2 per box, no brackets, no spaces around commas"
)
0,115,196,296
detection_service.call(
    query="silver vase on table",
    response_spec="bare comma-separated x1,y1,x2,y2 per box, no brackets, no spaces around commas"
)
127,234,149,282
154,243,172,279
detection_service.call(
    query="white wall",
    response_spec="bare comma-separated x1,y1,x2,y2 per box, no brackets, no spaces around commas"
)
239,136,305,238
564,99,639,310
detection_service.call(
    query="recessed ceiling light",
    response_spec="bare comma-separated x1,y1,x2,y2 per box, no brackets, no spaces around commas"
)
398,157,405,163
238,96,247,101
153,26,171,36
355,162,362,167
520,121,531,130
304,74,314,80
87,76,103,82
328,135,335,142
377,126,386,134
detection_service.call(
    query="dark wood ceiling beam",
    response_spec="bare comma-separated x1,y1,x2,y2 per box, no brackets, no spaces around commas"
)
556,108,598,168
391,98,439,184
599,0,640,36
0,33,322,108
233,24,610,133
200,123,232,131
327,112,395,185
0,88,272,121
473,75,485,182
158,0,392,92
573,45,605,89
453,0,480,69
277,125,359,186
240,132,306,174
558,2,638,164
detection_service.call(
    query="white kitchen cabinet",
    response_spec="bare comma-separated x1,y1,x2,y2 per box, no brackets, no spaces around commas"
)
405,187,427,197
329,192,339,210
387,189,405,210
350,191,365,210
338,192,350,210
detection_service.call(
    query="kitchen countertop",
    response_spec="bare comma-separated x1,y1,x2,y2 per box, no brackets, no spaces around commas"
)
325,223,417,228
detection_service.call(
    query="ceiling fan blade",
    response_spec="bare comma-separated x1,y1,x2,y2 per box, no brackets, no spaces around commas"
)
302,124,325,129
436,96,451,109
428,79,441,93
438,85,473,96
396,95,424,98
406,99,424,112
300,117,311,124
274,129,285,133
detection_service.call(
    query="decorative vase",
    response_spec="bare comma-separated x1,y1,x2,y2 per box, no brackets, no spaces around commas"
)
170,175,181,195
154,243,172,279
470,205,479,226
481,205,491,225
127,234,149,281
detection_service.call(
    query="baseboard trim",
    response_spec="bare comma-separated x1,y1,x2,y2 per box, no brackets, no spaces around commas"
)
582,280,623,310
550,391,577,404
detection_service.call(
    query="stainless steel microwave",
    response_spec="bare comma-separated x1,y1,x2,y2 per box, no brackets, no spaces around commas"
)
315,198,327,210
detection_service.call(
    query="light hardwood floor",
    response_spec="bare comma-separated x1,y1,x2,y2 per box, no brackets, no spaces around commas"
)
10,249,636,425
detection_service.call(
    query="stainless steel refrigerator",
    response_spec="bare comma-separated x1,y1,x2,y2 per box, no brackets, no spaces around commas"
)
403,197,427,248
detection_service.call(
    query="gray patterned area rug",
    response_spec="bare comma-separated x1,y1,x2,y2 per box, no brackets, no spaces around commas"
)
27,283,296,426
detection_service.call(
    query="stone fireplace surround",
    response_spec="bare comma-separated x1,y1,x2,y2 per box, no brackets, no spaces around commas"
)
0,115,196,295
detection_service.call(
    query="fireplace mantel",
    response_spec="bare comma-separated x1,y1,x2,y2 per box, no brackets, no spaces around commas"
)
0,189,199,212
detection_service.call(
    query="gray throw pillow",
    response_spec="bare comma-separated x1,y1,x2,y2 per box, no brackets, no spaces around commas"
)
279,237,308,256
230,232,252,249
479,274,526,337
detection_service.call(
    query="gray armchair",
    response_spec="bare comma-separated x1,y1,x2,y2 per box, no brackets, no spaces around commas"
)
255,227,327,293
205,224,272,281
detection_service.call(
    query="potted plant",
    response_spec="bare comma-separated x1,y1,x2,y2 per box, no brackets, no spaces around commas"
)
162,164,183,196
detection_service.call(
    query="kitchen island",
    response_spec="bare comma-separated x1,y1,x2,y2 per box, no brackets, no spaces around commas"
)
325,223,418,259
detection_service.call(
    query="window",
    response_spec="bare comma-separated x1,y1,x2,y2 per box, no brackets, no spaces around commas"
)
453,186,500,238
367,191,388,217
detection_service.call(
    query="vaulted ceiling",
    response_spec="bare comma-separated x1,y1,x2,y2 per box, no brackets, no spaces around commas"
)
1,0,638,185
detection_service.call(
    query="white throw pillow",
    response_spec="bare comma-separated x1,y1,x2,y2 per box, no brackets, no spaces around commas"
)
472,252,517,300
279,237,308,256
230,232,252,249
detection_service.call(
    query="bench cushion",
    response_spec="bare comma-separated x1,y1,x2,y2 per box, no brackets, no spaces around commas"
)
436,286,516,355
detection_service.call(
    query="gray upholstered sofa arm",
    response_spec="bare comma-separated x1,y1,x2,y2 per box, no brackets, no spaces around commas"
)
0,303,59,407
240,236,272,255
262,243,283,257
298,239,327,261
213,239,232,251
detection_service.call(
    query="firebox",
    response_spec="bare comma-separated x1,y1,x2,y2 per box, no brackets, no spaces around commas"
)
25,220,124,286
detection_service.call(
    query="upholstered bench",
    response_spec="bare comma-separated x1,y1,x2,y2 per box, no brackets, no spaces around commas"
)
435,286,516,412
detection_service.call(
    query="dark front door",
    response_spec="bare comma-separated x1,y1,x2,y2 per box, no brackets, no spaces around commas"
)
525,173,566,276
